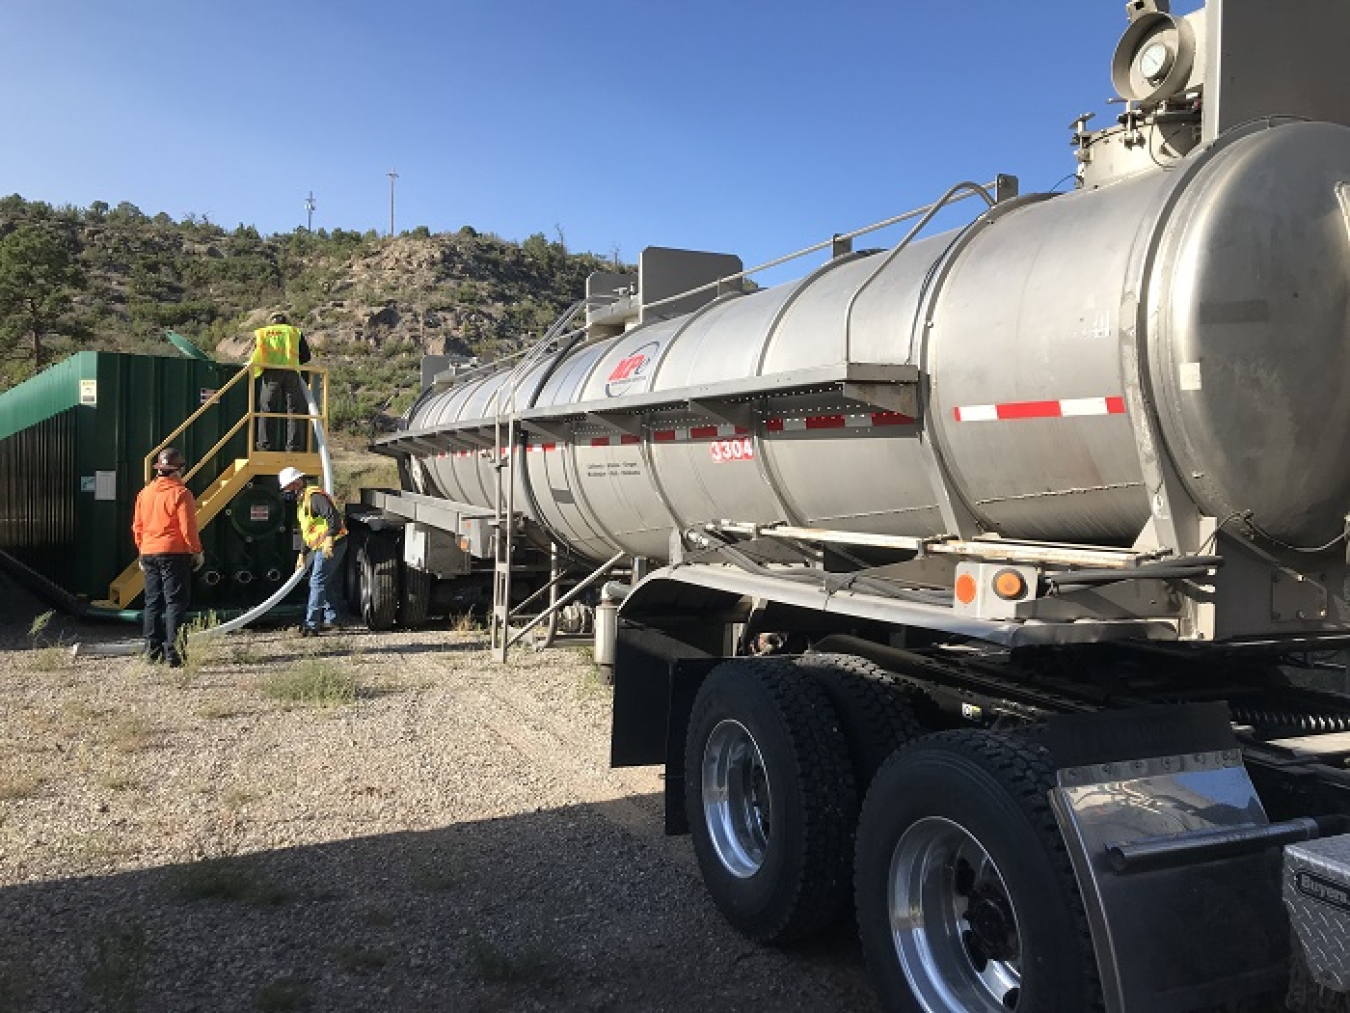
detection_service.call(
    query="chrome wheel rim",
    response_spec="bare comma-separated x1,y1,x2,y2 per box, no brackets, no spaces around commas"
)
890,817,1023,1012
702,719,772,878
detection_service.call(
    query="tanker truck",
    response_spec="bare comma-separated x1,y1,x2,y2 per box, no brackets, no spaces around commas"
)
351,2,1350,1009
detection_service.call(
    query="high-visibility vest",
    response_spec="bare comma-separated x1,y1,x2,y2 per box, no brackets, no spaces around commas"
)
251,324,303,377
298,486,347,549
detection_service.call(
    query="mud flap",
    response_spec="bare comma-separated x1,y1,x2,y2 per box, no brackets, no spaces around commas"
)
1046,703,1288,1013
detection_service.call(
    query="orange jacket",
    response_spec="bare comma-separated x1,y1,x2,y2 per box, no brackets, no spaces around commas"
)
133,476,203,555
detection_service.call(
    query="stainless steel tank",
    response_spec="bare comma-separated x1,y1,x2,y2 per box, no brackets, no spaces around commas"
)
408,120,1350,564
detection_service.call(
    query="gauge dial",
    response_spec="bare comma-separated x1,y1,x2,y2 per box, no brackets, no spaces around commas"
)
1138,40,1174,83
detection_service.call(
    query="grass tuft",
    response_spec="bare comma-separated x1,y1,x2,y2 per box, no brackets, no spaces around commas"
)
0,769,44,801
335,944,389,975
260,660,358,707
255,977,309,1012
28,610,54,644
464,932,550,984
173,856,292,907
85,919,147,1013
176,613,227,682
451,611,482,634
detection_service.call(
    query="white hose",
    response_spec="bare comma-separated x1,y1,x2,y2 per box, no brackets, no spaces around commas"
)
73,380,337,656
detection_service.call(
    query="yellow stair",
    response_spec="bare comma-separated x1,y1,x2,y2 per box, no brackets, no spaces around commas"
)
101,451,324,608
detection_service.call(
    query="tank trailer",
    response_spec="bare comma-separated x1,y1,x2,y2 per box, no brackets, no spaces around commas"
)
351,2,1350,1009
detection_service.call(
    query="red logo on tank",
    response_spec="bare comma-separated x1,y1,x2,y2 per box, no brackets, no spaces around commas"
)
605,341,659,397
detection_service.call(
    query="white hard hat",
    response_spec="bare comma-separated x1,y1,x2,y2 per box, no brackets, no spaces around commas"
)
277,466,305,489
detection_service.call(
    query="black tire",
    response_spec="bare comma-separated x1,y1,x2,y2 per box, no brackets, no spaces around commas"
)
796,653,923,791
685,658,858,943
359,533,399,631
855,730,1102,1013
401,565,432,628
343,530,366,614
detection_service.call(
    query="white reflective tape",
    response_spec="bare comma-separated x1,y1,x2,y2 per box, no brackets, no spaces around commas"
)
956,405,999,423
1059,397,1110,416
781,418,808,432
845,414,871,428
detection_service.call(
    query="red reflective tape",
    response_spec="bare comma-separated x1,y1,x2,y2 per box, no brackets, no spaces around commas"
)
871,412,914,426
653,430,676,443
734,426,750,436
590,437,610,448
689,426,720,440
765,419,785,433
1106,396,1127,414
621,434,641,445
997,400,1062,420
805,415,846,430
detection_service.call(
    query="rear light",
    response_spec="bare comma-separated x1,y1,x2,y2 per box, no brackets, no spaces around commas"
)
955,572,978,605
992,568,1028,600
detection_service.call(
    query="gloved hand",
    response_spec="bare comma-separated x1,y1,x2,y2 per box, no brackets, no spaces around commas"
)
320,538,334,560
191,552,205,571
295,551,307,571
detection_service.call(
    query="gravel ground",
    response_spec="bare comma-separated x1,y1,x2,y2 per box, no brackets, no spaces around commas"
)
0,570,879,1013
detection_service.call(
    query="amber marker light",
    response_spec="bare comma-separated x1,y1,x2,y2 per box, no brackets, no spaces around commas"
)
992,568,1028,601
955,572,978,605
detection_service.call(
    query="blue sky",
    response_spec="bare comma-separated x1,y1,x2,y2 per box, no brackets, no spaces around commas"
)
3,1,1196,275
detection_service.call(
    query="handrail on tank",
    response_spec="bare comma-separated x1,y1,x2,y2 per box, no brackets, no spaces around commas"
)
640,177,1006,317
143,363,329,484
445,178,1008,391
843,180,1000,359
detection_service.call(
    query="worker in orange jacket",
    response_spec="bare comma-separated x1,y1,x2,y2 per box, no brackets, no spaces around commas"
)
132,448,204,667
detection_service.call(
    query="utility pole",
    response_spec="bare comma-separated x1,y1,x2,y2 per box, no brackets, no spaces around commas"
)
387,169,399,237
304,191,316,232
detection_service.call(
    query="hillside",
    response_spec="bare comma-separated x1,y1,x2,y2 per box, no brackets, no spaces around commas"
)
0,195,629,434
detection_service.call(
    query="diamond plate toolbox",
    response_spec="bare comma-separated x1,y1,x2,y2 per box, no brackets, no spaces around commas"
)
1285,835,1350,992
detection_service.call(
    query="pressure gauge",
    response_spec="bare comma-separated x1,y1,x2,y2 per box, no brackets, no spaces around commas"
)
1138,40,1174,84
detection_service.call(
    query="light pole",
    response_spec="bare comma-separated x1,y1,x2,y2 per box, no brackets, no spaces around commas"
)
387,169,399,237
304,191,316,232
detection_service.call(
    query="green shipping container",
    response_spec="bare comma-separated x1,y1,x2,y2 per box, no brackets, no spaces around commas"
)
0,350,302,617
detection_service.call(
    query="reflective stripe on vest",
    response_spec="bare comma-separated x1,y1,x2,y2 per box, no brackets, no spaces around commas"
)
252,324,302,377
298,486,347,549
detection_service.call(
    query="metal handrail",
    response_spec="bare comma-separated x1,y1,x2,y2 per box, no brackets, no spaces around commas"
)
843,180,999,360
144,364,250,483
490,299,591,660
641,178,1005,316
143,363,329,484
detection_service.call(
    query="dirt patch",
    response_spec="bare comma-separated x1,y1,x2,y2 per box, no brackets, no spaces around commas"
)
0,571,878,1012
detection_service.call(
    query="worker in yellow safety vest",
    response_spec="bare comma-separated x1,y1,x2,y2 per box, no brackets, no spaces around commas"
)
249,311,312,453
278,466,347,636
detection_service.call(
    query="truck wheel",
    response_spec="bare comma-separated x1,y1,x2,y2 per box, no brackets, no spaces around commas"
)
685,658,857,943
855,730,1100,1013
343,530,366,614
401,565,432,628
359,534,399,631
796,653,923,791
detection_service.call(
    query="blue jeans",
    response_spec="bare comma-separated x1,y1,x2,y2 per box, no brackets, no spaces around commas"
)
306,537,347,628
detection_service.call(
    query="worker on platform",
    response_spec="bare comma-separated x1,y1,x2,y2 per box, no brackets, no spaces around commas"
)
133,447,205,667
249,311,312,453
278,466,347,636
